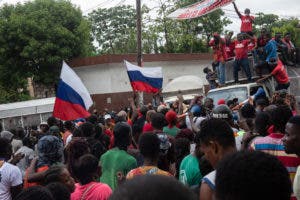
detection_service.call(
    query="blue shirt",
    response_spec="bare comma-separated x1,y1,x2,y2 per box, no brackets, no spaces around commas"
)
264,40,277,62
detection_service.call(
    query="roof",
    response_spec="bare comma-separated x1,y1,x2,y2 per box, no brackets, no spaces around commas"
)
162,75,205,93
207,83,258,93
0,97,55,119
69,53,212,68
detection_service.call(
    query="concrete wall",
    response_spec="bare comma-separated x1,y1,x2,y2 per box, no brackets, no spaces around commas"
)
72,60,210,95
69,54,212,110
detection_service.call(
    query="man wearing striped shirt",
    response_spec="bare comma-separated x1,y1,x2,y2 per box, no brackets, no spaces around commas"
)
251,105,300,200
283,116,300,200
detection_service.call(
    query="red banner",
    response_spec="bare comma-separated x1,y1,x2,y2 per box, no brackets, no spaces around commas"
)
168,0,234,20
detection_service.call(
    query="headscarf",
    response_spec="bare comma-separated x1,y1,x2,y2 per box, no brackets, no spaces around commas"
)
0,131,13,141
37,135,63,168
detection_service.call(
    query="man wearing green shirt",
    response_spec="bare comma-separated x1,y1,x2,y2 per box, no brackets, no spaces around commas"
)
100,122,137,190
179,138,202,187
163,110,180,137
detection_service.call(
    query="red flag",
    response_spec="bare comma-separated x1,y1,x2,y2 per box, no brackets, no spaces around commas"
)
168,0,234,20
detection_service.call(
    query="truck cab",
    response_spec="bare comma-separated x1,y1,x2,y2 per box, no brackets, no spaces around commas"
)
206,83,270,105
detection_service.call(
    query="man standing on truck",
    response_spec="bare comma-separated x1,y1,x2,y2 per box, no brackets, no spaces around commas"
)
209,33,227,86
256,32,278,77
264,32,278,63
225,31,235,60
282,33,296,66
233,33,253,83
232,2,255,34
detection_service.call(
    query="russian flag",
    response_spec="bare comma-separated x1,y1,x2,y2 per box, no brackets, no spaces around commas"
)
125,60,163,93
53,61,93,120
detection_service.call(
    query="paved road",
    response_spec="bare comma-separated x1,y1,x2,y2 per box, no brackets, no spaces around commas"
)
286,65,300,105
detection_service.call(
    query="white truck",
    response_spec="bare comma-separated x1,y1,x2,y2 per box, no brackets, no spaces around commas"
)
206,83,272,105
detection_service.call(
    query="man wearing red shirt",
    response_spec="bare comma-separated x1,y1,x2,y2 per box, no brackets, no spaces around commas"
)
233,33,253,83
247,32,258,65
225,31,235,60
282,33,296,66
233,2,255,34
257,58,290,90
209,33,227,85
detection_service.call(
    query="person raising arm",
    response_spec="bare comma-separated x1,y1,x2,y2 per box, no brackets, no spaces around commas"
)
233,2,255,34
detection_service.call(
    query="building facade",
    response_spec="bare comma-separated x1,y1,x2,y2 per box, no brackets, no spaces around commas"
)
69,53,212,111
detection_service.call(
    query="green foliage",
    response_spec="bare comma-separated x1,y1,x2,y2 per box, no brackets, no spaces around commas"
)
155,0,231,53
253,12,279,31
253,13,300,47
272,18,300,47
0,0,93,102
88,5,138,54
0,85,31,104
88,1,231,54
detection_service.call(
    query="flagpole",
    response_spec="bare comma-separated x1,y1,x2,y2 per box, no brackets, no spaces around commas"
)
136,0,143,107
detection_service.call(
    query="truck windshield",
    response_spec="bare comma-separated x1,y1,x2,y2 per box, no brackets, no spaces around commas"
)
207,87,248,104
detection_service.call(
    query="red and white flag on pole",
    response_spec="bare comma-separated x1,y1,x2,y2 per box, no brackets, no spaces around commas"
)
168,0,234,20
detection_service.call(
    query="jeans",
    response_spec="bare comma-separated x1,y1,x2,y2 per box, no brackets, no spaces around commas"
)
216,62,225,85
233,58,252,82
276,82,290,91
252,50,258,65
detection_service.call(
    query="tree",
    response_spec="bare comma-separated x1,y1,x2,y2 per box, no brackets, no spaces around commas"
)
142,24,160,54
88,5,138,54
272,18,300,47
253,12,300,47
253,12,279,31
153,0,231,53
0,0,93,102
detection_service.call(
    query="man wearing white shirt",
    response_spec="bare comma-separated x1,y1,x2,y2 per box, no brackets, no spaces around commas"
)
0,138,22,200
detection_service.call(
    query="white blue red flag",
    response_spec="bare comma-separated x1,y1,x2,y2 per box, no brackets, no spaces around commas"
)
124,60,163,93
168,0,234,20
53,61,93,120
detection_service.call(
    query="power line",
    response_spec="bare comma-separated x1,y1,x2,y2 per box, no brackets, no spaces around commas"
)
82,0,136,14
83,0,118,14
115,0,127,7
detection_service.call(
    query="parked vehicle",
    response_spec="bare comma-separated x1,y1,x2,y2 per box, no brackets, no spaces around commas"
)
206,83,271,105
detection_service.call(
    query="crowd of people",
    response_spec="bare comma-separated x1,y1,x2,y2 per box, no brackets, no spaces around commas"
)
0,88,300,200
205,2,297,88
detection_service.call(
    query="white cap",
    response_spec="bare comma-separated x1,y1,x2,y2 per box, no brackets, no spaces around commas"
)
104,114,112,120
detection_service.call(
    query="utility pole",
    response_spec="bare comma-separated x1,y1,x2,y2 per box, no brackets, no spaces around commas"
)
136,0,143,106
136,0,142,67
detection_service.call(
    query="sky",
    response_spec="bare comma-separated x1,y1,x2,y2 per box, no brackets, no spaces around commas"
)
0,0,300,33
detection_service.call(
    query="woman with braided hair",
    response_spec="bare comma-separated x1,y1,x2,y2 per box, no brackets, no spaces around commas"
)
64,137,90,179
